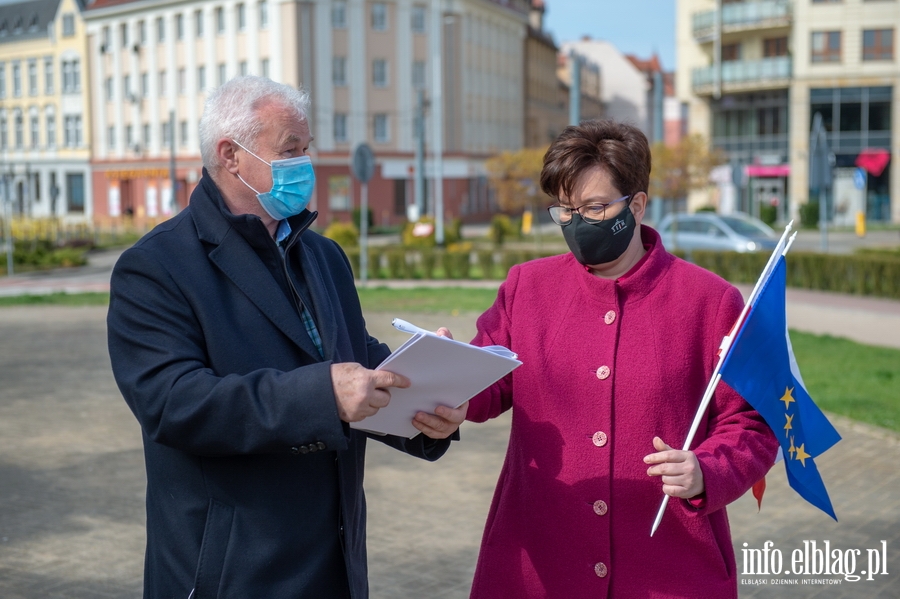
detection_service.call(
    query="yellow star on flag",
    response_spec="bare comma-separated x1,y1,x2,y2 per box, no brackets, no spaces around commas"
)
784,413,794,437
780,387,795,410
794,443,811,467
788,436,797,460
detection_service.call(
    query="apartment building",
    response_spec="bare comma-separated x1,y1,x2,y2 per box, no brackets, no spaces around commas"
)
524,0,566,148
677,0,899,224
0,0,93,221
82,0,531,228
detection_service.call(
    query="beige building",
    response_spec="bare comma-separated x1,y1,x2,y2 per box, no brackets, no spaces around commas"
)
677,0,899,224
0,0,93,221
83,0,532,228
523,0,565,148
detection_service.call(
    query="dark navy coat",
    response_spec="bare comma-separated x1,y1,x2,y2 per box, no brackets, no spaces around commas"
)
108,173,451,598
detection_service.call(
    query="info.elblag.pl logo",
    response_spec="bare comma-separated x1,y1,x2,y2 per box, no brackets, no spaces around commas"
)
740,540,889,584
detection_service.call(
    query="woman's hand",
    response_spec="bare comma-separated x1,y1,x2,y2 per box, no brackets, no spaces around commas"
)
644,436,705,499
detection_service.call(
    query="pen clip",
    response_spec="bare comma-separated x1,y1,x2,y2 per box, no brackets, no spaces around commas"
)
391,318,432,336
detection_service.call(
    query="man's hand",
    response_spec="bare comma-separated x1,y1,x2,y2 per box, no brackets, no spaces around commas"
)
644,436,705,499
413,401,468,439
331,362,410,423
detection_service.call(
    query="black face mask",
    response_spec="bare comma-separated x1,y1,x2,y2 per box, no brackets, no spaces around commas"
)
562,205,636,265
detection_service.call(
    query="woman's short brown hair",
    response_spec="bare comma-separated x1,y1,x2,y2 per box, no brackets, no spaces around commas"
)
540,120,651,202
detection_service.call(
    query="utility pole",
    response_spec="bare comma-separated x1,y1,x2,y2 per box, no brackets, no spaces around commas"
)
169,109,178,214
431,0,444,245
3,170,13,276
569,51,582,125
415,89,426,219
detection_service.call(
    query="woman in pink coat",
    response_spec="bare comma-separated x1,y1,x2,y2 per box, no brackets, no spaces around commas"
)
461,121,779,598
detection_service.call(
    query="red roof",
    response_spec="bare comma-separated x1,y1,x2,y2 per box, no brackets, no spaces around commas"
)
85,0,141,11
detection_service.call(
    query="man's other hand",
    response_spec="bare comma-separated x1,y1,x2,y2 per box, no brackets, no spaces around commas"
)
331,363,410,423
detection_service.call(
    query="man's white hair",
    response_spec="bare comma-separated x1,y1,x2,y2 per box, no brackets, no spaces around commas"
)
199,76,311,175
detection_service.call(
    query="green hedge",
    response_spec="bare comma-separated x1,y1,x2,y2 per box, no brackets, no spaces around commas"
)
691,250,900,300
343,246,561,280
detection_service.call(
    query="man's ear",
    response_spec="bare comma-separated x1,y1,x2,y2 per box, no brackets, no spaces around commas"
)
217,139,240,174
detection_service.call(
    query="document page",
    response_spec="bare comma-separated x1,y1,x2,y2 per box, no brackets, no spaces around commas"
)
350,332,521,438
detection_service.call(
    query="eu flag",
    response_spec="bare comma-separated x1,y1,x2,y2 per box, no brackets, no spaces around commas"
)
720,256,841,520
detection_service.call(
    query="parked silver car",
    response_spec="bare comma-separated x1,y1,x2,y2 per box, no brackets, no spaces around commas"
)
657,212,779,253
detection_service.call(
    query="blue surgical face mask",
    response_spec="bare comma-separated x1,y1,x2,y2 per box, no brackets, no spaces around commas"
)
233,140,315,220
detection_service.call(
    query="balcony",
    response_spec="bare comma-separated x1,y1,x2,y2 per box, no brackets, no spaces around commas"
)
693,0,792,40
693,56,791,95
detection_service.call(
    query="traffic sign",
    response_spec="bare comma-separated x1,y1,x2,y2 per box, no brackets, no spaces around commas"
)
352,143,375,183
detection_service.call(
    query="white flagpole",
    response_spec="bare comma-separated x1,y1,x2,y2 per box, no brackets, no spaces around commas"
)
650,221,795,536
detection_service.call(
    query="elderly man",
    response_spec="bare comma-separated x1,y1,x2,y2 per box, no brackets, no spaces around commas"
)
107,76,466,598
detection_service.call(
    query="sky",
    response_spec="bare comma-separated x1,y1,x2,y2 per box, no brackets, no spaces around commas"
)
542,0,676,70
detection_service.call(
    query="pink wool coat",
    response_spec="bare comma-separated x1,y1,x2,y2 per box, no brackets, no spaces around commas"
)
466,226,778,599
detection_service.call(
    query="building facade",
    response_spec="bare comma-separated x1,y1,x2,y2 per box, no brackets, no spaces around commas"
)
0,0,93,222
677,0,899,224
83,0,532,229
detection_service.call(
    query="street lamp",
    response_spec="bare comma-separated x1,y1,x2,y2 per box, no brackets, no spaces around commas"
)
2,167,13,276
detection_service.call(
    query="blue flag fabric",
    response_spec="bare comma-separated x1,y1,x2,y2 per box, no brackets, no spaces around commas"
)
720,256,841,520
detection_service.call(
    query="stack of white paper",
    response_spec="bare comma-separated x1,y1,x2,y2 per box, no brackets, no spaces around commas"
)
350,324,522,438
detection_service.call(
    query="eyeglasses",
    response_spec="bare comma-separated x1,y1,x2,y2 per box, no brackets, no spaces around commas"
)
547,195,631,226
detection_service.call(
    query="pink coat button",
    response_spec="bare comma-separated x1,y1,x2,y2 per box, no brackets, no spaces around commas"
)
604,310,616,325
594,562,608,577
596,365,610,380
592,431,608,447
593,499,608,516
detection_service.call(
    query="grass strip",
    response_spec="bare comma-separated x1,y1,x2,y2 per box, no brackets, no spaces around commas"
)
0,292,110,307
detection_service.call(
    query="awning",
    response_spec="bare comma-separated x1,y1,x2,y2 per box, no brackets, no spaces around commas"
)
746,164,790,177
855,148,891,177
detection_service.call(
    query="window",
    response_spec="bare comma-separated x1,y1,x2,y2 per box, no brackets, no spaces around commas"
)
120,22,129,48
162,120,171,146
412,60,426,89
0,63,5,98
28,59,37,95
332,2,347,28
64,115,82,147
141,72,148,97
102,26,110,48
721,43,741,62
333,57,347,86
0,113,6,149
143,123,150,145
138,20,146,44
30,113,39,148
372,59,388,87
764,37,788,58
334,113,348,142
12,61,21,96
126,124,133,145
105,76,113,100
159,70,166,95
811,31,841,63
44,57,53,94
371,3,387,30
124,74,132,97
45,109,55,148
157,17,165,42
869,101,891,131
180,120,188,146
66,173,85,213
373,113,389,142
14,111,23,148
239,61,248,76
198,65,206,90
176,13,184,40
216,7,225,33
61,59,80,93
237,4,246,30
195,10,204,36
863,29,893,61
178,68,186,94
261,58,270,79
62,13,75,37
259,1,268,27
218,63,226,85
411,5,426,33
